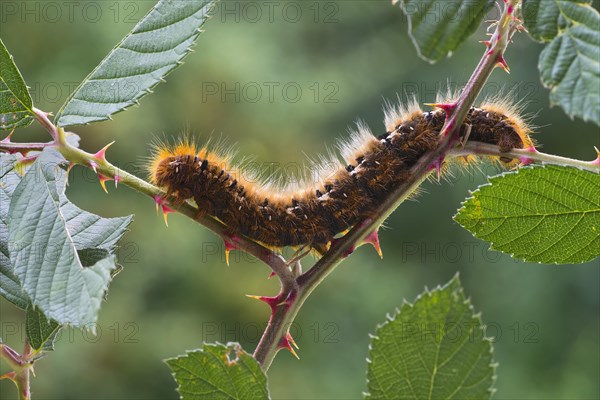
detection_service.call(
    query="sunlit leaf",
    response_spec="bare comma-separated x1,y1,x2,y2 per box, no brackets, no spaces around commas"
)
55,0,216,127
396,0,494,62
166,342,269,400
0,38,33,130
366,275,495,399
455,166,600,264
524,0,600,125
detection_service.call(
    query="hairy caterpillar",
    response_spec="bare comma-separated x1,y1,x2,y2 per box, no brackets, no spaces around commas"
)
149,97,533,254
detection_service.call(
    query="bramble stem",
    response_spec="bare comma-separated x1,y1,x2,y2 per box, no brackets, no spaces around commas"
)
449,142,600,173
27,109,295,289
14,0,563,375
0,142,52,153
0,342,32,400
253,0,523,370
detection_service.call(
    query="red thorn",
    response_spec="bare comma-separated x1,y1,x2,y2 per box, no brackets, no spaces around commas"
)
286,332,299,350
223,236,237,266
480,40,491,48
592,147,600,166
89,160,98,174
424,102,456,115
161,204,175,227
267,271,276,279
0,130,14,143
154,195,163,213
97,174,113,194
519,146,538,166
93,141,115,162
496,55,510,74
278,334,299,359
154,196,174,226
362,229,383,259
428,156,444,180
0,371,17,381
246,294,282,313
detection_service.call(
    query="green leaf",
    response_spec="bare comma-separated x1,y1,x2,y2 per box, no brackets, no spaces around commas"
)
0,155,29,309
6,153,128,326
166,342,269,400
397,0,494,62
365,275,495,400
55,0,216,127
0,151,132,314
26,305,60,352
0,38,34,130
454,166,600,264
523,0,600,125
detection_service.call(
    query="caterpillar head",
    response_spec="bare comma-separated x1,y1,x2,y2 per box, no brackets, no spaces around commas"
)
152,154,200,198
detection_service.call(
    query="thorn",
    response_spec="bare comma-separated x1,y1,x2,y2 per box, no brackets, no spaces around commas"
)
14,156,36,176
246,294,281,313
268,271,276,279
93,141,115,162
98,174,112,193
162,204,174,227
65,162,75,186
278,335,299,359
114,173,121,188
0,130,14,143
286,332,299,350
154,196,174,226
496,55,510,74
519,146,538,166
592,146,600,166
479,40,491,48
429,156,444,181
424,102,456,115
154,195,162,214
0,371,16,381
362,229,383,259
89,160,98,174
222,234,238,266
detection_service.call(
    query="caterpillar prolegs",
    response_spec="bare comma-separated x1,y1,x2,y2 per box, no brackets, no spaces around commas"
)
149,98,533,254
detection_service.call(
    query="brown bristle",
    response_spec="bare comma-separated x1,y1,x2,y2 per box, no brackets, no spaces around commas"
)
150,99,533,252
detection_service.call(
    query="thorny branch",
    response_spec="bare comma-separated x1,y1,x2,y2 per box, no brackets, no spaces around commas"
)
252,0,525,369
1,0,596,377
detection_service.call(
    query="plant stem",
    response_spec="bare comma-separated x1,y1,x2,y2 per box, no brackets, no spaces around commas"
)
16,341,32,400
0,342,32,400
449,142,600,173
0,142,52,153
253,0,523,370
23,0,531,374
28,110,295,288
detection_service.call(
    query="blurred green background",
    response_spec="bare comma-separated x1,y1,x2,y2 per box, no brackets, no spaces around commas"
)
1,1,599,399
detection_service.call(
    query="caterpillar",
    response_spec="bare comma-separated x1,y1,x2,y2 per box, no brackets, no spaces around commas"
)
149,97,533,254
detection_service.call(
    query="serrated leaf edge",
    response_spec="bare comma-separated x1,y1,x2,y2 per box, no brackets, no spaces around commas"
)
364,274,497,399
